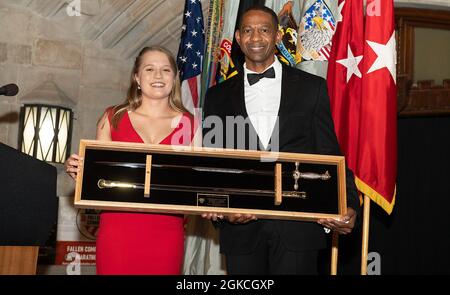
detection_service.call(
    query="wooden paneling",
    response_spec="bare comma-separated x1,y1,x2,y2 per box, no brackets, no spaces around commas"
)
0,246,39,275
396,8,450,116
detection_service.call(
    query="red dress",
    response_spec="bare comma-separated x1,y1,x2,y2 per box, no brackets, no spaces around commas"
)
96,110,194,275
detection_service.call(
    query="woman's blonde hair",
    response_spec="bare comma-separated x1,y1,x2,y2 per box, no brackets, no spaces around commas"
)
110,46,188,129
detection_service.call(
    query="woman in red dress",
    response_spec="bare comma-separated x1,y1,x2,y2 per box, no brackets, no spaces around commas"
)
65,46,194,274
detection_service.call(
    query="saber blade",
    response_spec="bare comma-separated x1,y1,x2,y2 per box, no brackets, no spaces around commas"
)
93,161,331,180
97,179,307,199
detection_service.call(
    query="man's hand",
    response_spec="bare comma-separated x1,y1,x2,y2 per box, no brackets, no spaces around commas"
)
226,214,257,224
201,213,257,224
317,207,357,235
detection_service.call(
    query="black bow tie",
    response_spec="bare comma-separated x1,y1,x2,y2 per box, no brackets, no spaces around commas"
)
247,67,275,86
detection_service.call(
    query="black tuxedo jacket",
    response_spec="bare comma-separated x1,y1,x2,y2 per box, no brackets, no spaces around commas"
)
203,64,360,254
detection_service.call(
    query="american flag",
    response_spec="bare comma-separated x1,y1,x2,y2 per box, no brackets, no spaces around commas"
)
177,0,205,113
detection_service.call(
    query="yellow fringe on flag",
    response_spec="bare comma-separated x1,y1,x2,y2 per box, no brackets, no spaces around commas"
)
355,177,396,215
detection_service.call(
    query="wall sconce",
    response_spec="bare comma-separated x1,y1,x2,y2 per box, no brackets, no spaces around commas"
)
18,104,73,163
18,79,75,164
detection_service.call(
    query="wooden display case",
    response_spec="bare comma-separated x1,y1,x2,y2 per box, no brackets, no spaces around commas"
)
74,140,348,221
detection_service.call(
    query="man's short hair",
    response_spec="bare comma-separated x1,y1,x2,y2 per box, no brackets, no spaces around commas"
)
237,5,279,31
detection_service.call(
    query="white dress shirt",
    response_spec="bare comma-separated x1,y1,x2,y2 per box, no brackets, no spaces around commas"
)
244,57,282,149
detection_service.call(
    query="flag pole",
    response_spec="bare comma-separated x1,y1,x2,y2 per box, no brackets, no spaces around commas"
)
331,231,339,275
361,194,371,275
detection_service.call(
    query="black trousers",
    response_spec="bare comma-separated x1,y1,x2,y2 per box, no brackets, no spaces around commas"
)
224,222,319,275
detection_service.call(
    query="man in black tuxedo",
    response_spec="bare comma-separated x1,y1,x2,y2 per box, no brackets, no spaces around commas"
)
202,5,360,274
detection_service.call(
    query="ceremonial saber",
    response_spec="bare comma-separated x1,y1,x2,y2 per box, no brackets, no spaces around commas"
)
93,161,331,180
97,179,308,199
94,161,272,176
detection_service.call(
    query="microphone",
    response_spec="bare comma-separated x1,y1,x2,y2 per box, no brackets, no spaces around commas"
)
0,84,19,96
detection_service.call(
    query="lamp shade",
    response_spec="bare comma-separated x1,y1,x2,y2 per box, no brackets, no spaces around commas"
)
18,80,75,164
19,104,73,163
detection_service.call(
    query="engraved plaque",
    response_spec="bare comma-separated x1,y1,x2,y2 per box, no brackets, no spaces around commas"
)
197,194,229,208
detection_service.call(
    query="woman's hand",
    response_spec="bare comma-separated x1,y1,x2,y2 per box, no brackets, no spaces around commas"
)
64,154,83,180
201,213,257,224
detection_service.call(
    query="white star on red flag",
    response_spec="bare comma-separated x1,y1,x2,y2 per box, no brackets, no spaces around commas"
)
337,44,363,82
336,1,345,24
366,32,397,83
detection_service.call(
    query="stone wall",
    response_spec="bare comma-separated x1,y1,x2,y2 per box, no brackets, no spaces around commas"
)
0,4,133,197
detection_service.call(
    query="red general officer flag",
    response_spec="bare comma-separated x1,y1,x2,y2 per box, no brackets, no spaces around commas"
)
327,0,364,178
357,0,397,214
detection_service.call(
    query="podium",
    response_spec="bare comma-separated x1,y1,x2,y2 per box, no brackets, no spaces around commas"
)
0,143,57,274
